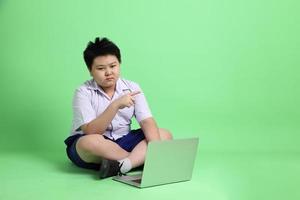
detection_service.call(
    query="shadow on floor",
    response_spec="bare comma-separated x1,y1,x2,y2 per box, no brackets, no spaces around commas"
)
30,151,100,179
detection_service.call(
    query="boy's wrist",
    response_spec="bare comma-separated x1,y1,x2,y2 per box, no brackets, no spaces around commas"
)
110,101,120,110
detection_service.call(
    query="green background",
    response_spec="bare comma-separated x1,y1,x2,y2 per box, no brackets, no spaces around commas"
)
0,0,299,199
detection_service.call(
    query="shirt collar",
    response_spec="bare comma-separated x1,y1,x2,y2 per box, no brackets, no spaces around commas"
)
88,78,123,95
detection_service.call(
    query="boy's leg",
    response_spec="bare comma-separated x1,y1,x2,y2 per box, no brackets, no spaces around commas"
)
127,139,147,168
98,128,173,178
76,128,173,165
126,128,173,168
76,134,130,163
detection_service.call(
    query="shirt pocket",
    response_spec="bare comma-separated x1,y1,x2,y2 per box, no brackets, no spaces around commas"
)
117,106,134,122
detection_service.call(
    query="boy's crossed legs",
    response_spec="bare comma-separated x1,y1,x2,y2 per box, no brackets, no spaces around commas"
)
76,128,172,178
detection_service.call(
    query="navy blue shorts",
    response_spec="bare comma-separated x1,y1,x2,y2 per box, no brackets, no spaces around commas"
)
64,129,146,170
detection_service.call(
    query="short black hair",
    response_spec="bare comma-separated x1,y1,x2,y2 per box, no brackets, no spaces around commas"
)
83,37,121,71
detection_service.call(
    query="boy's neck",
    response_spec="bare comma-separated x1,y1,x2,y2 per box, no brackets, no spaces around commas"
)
102,85,116,99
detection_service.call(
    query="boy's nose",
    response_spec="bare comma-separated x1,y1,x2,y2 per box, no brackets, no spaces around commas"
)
105,69,112,75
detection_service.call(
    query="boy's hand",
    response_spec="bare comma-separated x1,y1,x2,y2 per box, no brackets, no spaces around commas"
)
113,91,141,109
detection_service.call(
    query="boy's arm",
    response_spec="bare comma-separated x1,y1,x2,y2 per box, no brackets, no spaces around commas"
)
139,117,161,141
82,91,140,135
81,102,119,135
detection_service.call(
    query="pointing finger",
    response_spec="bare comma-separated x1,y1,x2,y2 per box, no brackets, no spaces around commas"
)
130,91,141,96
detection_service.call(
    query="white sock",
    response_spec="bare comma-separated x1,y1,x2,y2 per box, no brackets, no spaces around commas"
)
118,158,132,174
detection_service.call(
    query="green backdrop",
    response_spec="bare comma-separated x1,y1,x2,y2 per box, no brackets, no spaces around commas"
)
0,0,299,154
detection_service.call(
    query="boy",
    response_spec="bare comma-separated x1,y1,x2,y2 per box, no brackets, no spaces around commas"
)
64,37,172,179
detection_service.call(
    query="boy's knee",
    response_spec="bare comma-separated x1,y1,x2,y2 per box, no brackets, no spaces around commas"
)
76,134,104,153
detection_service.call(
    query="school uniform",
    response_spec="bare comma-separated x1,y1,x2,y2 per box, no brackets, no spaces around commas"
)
64,78,152,170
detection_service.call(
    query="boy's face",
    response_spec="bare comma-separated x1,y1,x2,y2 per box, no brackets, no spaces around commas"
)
90,54,120,91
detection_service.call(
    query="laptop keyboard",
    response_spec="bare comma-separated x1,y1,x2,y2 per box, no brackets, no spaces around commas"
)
131,179,142,184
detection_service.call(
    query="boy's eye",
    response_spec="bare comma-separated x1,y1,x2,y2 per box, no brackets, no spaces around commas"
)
110,65,116,68
97,68,104,70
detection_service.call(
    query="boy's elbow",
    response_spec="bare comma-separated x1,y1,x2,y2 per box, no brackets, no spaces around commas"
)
140,117,155,126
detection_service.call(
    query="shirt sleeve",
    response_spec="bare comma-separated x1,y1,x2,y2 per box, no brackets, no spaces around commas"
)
72,87,97,132
131,83,153,123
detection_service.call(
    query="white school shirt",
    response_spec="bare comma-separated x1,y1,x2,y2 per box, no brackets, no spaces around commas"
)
70,78,152,140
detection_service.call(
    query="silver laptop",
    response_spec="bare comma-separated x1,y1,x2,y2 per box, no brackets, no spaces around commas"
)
113,138,199,188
